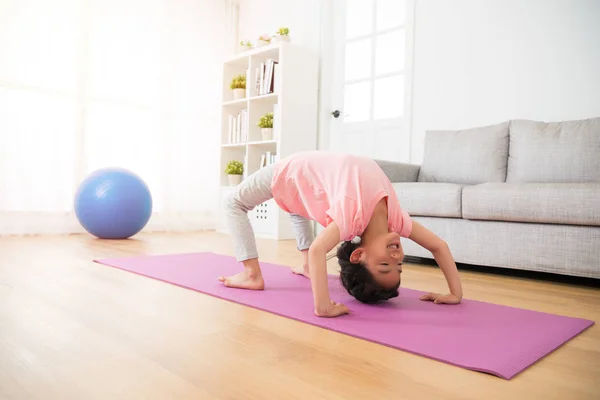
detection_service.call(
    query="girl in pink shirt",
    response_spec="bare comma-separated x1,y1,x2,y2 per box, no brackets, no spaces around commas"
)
219,151,463,318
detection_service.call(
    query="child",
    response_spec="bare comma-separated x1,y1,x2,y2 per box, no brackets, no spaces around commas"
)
219,151,463,318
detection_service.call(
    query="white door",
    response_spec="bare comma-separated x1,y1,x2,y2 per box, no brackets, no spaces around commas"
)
329,0,413,162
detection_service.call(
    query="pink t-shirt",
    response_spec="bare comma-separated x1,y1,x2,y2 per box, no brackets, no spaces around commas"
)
271,151,412,241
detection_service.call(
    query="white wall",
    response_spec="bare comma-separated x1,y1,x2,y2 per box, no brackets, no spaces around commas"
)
410,0,600,163
237,0,322,54
237,0,600,163
237,0,332,149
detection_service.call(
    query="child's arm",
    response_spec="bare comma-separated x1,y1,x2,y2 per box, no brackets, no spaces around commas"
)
408,221,463,304
308,222,350,317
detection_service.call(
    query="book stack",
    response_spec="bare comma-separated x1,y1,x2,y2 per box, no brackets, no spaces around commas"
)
255,59,280,96
227,110,248,144
259,151,279,168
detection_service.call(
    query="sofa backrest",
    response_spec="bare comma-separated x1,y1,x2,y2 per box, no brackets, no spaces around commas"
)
507,117,600,183
417,121,510,184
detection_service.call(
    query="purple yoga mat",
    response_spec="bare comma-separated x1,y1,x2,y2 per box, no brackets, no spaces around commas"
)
94,252,594,379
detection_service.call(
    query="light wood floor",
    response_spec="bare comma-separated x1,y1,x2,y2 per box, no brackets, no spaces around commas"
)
0,232,599,400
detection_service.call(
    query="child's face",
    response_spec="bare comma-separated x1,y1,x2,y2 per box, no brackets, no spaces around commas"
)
349,232,404,289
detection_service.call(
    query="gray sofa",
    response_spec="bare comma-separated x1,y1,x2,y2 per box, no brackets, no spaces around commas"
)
376,117,600,279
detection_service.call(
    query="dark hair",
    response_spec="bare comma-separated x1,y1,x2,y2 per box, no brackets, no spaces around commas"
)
337,241,400,304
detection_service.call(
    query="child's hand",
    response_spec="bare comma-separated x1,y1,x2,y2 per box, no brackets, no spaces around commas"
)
315,300,350,317
419,292,462,305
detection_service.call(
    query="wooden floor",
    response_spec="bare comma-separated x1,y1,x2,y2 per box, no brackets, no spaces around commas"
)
0,232,599,400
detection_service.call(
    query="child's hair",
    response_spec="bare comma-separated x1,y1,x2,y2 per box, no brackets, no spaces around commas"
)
337,241,400,304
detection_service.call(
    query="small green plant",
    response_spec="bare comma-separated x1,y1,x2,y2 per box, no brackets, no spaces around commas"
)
276,27,289,36
225,160,243,175
239,40,252,47
229,74,246,90
257,112,273,128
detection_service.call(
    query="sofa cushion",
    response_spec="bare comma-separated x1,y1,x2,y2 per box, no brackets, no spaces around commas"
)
417,121,509,184
392,182,464,218
375,159,420,182
507,117,600,183
462,183,600,226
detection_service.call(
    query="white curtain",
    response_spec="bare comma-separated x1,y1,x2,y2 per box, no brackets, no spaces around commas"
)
0,0,235,236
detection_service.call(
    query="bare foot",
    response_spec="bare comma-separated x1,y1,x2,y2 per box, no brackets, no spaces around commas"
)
218,269,264,290
291,265,310,279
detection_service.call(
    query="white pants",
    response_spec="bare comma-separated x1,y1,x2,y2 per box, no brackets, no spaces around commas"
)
225,165,315,262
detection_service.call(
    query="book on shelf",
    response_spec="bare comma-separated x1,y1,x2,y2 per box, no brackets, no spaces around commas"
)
259,151,279,169
255,59,279,96
227,109,248,144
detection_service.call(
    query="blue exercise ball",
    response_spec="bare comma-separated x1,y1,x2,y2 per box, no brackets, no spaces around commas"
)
74,167,152,239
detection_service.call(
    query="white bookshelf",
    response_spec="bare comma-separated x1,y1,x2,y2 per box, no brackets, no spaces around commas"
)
217,42,319,240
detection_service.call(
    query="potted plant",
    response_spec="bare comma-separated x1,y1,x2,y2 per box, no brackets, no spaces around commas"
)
230,74,246,101
273,27,290,43
257,34,271,47
257,112,274,141
225,160,243,186
239,40,253,52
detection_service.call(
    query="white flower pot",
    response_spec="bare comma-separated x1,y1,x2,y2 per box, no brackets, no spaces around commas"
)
257,39,271,47
228,174,242,186
238,45,252,53
273,36,290,43
261,128,273,141
232,88,245,100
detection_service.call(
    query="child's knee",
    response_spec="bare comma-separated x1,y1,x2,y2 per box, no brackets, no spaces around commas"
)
226,193,249,213
225,193,239,210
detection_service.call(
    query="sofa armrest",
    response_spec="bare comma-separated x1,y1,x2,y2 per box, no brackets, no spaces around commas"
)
374,159,421,183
